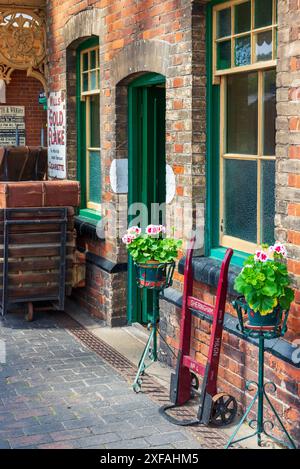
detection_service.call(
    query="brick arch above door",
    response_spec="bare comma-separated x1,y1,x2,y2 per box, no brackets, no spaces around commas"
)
61,8,103,49
110,40,172,87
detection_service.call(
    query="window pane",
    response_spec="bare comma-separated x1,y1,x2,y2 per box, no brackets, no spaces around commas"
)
89,151,101,204
255,30,273,62
90,70,97,90
227,72,258,155
217,8,231,38
261,160,275,245
217,40,231,70
235,1,251,34
89,94,100,148
90,49,96,69
82,53,89,71
235,35,251,66
263,69,276,156
255,0,273,29
224,159,257,243
82,72,88,92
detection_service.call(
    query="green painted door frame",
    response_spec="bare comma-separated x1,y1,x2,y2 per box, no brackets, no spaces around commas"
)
127,73,166,324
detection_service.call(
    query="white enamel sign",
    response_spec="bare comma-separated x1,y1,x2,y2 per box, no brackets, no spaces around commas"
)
47,91,66,179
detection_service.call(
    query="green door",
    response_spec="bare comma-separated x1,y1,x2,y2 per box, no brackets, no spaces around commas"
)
128,73,166,324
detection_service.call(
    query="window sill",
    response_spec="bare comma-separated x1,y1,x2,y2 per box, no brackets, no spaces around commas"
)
79,208,102,222
210,247,248,268
178,255,242,296
75,214,101,239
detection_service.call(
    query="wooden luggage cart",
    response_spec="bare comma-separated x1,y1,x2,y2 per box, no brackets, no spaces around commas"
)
0,207,73,321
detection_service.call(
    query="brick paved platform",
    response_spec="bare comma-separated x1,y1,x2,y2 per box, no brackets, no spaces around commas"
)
0,311,203,449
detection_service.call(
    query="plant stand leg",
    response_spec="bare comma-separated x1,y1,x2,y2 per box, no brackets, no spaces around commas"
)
226,333,297,449
149,291,159,362
224,390,259,449
257,334,264,447
132,291,159,392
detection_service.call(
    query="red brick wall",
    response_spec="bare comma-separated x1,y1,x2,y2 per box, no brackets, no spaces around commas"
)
276,0,300,341
6,70,47,147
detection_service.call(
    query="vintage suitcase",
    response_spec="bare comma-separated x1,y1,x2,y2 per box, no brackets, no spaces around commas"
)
35,147,47,180
0,181,43,208
43,180,80,207
0,180,80,208
0,146,48,181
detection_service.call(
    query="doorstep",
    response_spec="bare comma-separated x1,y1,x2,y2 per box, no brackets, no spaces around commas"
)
64,298,281,450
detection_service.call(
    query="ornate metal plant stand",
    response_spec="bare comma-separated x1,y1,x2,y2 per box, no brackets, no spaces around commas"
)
225,299,297,449
132,261,175,393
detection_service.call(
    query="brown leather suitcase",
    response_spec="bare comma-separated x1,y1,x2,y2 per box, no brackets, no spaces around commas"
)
0,146,48,181
36,147,47,180
0,181,43,207
43,180,80,207
4,146,29,181
0,180,80,208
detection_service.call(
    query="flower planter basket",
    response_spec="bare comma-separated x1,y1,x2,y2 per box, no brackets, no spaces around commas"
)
233,296,285,329
135,260,175,290
227,297,295,450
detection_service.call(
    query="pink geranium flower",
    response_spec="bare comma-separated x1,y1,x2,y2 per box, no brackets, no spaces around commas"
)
145,225,159,235
158,225,166,233
255,250,269,262
122,234,134,245
271,242,287,257
128,226,141,236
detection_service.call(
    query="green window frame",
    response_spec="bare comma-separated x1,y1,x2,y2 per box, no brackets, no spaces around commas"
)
206,0,277,267
213,0,277,81
76,37,101,221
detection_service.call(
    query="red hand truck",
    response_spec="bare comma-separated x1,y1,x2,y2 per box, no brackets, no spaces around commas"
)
160,239,238,426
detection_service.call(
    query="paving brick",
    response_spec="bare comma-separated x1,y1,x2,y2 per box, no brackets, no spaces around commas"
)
74,433,120,448
37,441,77,449
105,437,149,449
90,422,135,436
174,440,203,449
0,439,10,449
62,416,103,430
50,428,91,442
101,410,141,425
117,426,158,440
146,431,188,446
0,428,25,438
23,422,64,436
9,433,53,449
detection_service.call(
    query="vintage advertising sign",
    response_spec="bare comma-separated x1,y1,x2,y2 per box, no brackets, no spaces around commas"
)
47,91,66,179
0,105,25,145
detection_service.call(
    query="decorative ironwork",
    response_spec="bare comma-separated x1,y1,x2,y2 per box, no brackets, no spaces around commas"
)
0,7,46,89
132,261,175,393
225,301,297,449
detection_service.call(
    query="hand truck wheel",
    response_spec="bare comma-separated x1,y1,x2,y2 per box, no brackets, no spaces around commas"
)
210,393,238,426
190,372,200,398
25,303,34,322
190,372,199,390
